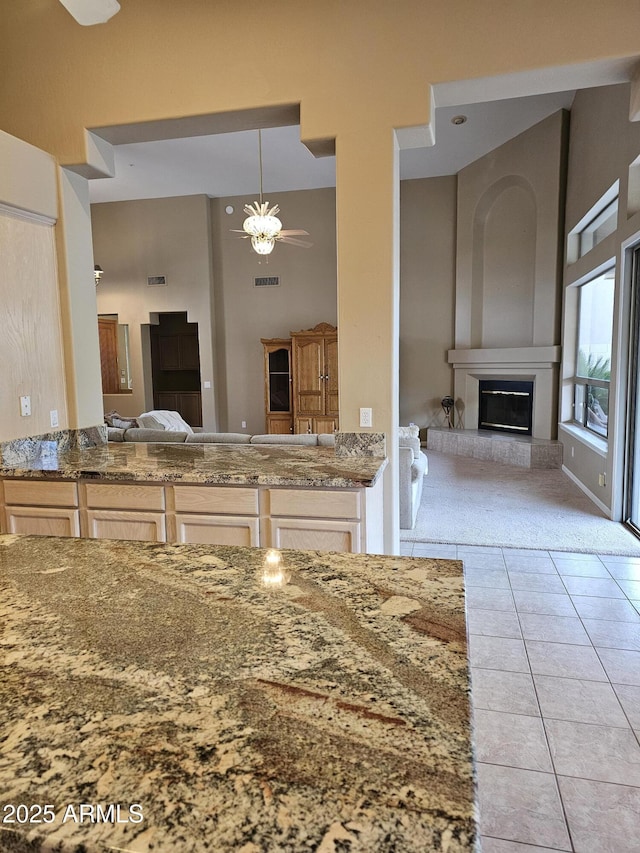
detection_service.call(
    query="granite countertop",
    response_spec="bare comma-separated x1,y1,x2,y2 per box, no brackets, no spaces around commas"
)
0,443,387,488
0,534,477,852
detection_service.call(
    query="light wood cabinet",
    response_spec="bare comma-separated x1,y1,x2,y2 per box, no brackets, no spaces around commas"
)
291,322,338,434
173,485,260,546
261,339,293,435
2,480,80,538
261,324,338,435
83,482,166,542
0,476,383,554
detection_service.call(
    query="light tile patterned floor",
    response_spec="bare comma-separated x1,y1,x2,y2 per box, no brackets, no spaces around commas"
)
400,541,640,853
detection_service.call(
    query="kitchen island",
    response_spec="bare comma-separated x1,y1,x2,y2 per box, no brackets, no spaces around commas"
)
0,443,387,553
0,534,477,852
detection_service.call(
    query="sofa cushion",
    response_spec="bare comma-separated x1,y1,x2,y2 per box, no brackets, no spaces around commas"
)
106,426,125,441
399,424,419,440
317,434,336,447
399,434,421,461
137,410,194,434
186,432,252,444
411,450,428,482
123,428,189,443
250,434,319,446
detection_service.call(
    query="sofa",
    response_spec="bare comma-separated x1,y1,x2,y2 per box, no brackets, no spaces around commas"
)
398,426,429,530
105,411,427,530
107,427,336,447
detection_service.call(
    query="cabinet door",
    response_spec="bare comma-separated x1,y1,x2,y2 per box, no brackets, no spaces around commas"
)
86,510,166,542
295,417,314,434
324,337,339,418
293,338,324,416
158,335,181,370
98,318,120,394
268,518,361,553
313,417,338,434
175,514,259,546
5,506,80,538
266,415,293,434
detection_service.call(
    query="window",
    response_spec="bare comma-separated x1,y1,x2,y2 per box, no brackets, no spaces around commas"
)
573,269,615,438
578,198,618,257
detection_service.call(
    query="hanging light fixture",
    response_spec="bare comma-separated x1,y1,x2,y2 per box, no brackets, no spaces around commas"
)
94,265,103,286
242,130,280,256
231,130,312,257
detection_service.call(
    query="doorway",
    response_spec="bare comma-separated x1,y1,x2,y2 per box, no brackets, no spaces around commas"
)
149,312,203,427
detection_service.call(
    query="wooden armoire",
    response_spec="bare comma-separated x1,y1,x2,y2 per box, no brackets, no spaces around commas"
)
261,323,338,434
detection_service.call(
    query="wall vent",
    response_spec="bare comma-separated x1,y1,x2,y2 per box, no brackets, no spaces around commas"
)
147,275,167,286
254,275,280,288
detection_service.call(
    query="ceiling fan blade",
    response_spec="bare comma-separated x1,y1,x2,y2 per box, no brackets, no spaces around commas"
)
59,0,120,25
278,236,314,248
279,229,310,236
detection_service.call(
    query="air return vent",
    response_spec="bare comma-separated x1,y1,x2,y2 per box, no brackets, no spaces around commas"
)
254,275,280,288
147,275,167,286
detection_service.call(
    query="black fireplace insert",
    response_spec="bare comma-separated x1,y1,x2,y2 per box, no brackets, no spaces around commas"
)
478,380,534,435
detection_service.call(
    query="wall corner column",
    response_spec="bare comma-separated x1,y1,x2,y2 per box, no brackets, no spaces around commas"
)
335,127,400,554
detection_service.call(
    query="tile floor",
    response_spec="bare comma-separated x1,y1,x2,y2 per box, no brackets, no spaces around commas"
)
400,540,640,853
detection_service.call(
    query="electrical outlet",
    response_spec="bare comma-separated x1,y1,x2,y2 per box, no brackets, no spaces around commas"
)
598,473,607,487
359,407,372,428
50,409,59,428
241,420,247,429
20,395,31,417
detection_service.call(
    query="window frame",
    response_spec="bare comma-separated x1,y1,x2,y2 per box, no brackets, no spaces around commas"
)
572,268,615,440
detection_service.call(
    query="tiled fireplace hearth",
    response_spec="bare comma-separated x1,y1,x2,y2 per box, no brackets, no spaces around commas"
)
427,427,563,469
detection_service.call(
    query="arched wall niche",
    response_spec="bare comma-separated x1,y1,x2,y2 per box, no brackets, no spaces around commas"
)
470,174,537,349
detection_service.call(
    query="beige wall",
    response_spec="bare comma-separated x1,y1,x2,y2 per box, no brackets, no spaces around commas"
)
92,195,217,427
400,176,457,429
560,83,640,515
211,188,337,434
456,111,568,351
0,131,69,441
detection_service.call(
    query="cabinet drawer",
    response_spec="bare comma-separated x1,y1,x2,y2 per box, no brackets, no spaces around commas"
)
85,483,165,511
86,510,166,542
3,479,78,508
173,485,259,515
268,488,361,520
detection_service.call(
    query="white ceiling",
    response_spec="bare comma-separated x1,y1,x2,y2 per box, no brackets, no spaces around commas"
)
89,90,577,204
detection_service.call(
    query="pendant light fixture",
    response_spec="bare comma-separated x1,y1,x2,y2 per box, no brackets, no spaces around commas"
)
231,130,312,256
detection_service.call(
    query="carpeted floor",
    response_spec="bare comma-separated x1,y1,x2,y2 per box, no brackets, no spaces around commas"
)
402,450,640,555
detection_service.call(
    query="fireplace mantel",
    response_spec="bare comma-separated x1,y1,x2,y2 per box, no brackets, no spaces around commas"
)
447,345,562,440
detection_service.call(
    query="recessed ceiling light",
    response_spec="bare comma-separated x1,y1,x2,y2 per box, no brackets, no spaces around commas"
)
451,115,467,126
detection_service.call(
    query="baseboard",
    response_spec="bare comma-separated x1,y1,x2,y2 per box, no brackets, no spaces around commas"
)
562,465,612,518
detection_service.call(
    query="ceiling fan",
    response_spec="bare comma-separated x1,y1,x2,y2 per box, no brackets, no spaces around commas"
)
231,130,313,256
59,0,120,26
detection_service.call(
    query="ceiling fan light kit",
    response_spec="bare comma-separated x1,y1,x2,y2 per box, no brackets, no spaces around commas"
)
233,130,312,257
59,0,121,26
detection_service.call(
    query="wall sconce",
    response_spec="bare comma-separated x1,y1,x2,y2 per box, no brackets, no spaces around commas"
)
94,265,103,287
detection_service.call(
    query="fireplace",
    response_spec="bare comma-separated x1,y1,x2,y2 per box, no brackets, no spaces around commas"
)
478,380,534,435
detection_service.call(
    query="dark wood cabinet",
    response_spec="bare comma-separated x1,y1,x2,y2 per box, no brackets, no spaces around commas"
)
150,313,202,427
